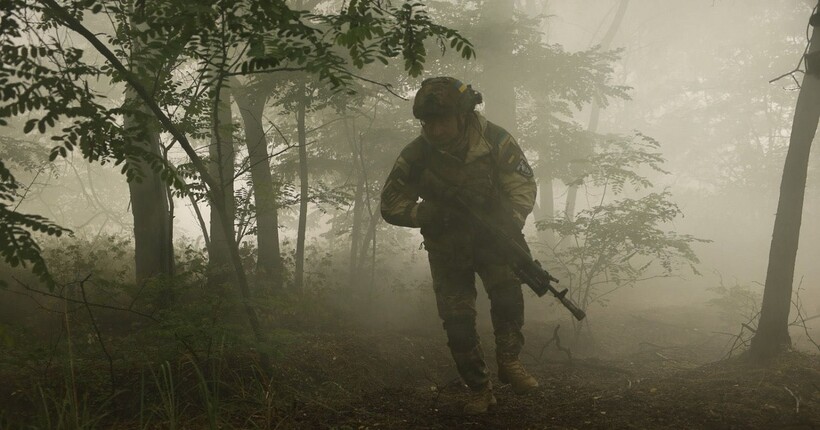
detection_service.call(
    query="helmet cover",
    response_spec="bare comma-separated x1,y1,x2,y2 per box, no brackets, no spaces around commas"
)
412,77,482,119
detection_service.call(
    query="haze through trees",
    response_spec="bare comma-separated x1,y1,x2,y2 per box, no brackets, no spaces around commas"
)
0,0,475,340
3,0,820,426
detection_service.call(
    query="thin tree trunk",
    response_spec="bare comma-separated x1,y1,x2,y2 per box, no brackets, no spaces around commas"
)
207,86,236,288
346,116,367,288
750,5,820,360
235,85,284,293
565,0,629,221
349,173,365,287
564,185,578,222
356,213,379,275
536,177,555,243
294,84,309,292
362,214,380,298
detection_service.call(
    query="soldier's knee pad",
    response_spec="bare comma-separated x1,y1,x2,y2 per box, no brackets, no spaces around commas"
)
443,316,478,352
489,284,524,320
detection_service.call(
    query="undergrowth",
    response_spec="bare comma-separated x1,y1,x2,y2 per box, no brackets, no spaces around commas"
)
0,234,358,429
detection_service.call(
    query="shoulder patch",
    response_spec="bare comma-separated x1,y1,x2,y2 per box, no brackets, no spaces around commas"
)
515,158,533,178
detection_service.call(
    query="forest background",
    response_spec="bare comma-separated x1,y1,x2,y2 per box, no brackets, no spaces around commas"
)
1,0,819,428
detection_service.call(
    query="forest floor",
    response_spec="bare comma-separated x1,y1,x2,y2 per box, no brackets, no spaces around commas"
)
266,306,820,430
3,301,820,429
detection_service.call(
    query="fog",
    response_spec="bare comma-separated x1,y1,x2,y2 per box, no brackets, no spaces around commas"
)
1,0,819,427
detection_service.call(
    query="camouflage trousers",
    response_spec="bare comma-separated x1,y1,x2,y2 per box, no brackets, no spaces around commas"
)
427,252,525,390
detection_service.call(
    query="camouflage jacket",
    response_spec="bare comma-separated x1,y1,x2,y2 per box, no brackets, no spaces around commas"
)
380,113,536,233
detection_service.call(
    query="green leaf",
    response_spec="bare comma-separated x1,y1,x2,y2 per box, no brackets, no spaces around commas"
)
23,119,36,133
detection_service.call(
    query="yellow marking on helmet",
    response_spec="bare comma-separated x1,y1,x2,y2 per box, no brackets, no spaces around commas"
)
458,83,468,93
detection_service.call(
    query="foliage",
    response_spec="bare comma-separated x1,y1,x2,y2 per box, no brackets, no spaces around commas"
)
579,133,669,192
0,160,70,289
0,0,473,291
537,133,707,314
0,0,473,176
0,230,368,426
428,5,633,181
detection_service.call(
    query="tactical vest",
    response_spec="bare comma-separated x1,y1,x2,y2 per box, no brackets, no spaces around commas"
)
406,122,513,266
412,121,509,208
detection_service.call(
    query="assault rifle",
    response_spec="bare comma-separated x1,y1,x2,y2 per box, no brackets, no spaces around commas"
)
419,172,586,321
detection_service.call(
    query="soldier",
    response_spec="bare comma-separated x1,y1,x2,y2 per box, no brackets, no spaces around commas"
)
380,77,538,414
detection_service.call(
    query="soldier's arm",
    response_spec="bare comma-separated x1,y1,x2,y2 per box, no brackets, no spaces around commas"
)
380,142,424,228
496,135,537,228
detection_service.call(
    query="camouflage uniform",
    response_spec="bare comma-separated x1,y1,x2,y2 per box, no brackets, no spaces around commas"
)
381,112,537,390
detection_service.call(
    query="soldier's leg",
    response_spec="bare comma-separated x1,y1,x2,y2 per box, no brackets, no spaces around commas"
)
428,255,489,391
477,264,538,394
476,264,525,358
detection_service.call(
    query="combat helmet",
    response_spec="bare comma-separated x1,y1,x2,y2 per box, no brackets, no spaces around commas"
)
412,77,483,120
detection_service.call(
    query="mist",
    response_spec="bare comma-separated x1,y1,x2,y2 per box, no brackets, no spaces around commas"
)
1,0,819,428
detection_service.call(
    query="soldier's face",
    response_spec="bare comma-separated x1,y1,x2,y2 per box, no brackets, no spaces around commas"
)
421,114,462,147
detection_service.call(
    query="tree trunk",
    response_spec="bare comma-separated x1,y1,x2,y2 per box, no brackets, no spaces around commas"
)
356,213,380,278
536,177,555,243
235,86,284,293
294,84,309,292
750,6,820,360
346,116,367,288
41,0,264,342
124,8,174,286
207,86,236,288
125,99,174,285
349,173,365,287
565,0,629,221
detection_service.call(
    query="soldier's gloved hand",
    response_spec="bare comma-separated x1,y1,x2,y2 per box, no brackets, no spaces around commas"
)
418,169,492,210
437,185,490,210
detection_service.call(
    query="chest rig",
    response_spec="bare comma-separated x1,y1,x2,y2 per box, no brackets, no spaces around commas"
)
416,121,510,209
414,121,511,264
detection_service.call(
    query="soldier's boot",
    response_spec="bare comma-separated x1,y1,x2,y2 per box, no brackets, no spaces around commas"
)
497,356,539,395
463,381,497,415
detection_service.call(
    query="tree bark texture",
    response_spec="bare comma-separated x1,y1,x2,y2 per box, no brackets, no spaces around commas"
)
207,86,236,288
235,87,284,293
750,7,820,359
